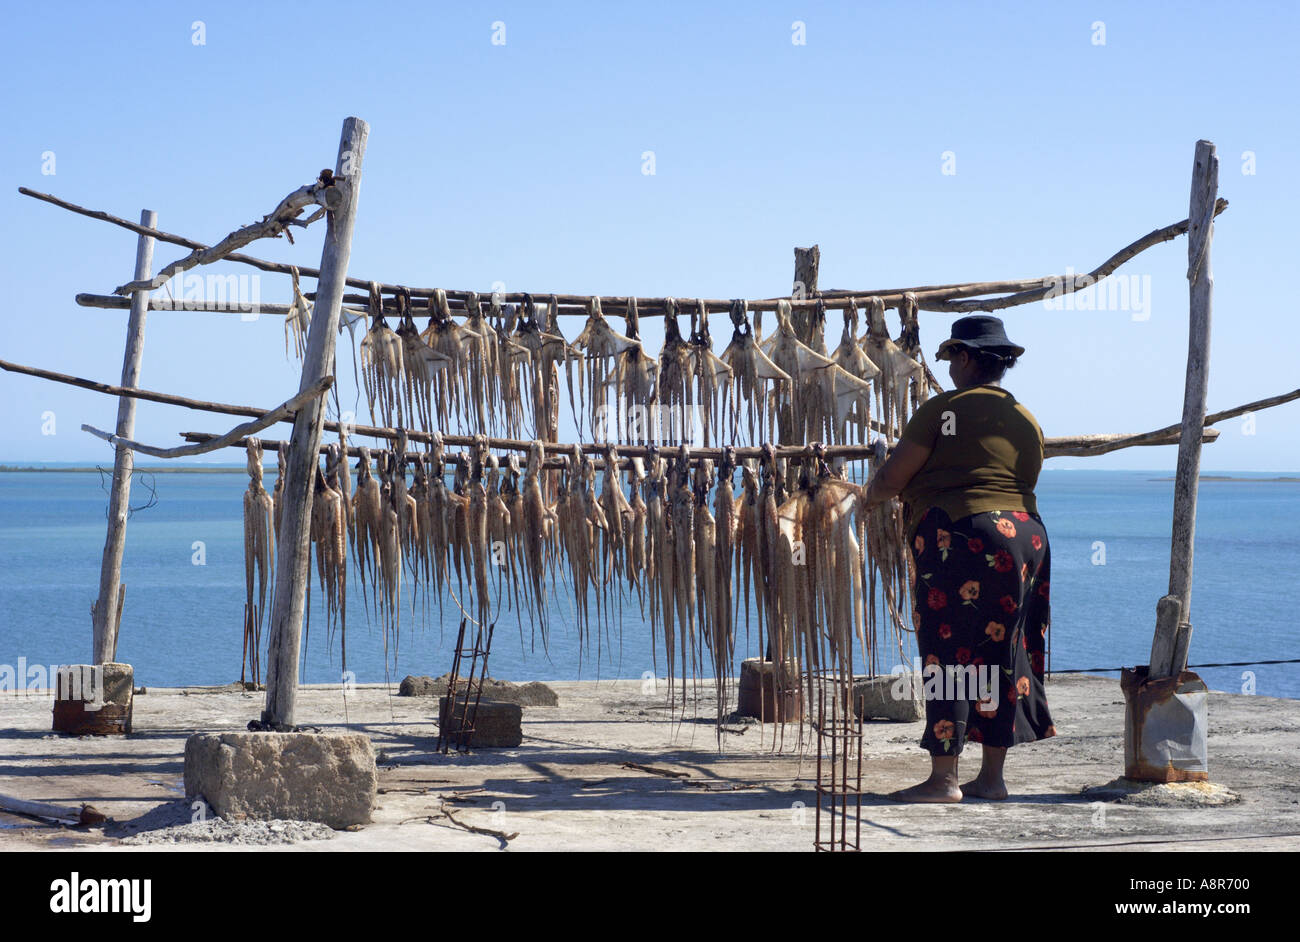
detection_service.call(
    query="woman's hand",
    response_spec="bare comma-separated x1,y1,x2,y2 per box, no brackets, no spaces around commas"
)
864,438,932,509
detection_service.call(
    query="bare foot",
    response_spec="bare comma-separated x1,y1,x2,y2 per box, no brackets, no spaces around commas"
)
960,779,1008,800
886,781,963,803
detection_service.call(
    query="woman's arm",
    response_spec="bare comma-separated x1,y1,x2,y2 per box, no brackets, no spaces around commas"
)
863,439,932,509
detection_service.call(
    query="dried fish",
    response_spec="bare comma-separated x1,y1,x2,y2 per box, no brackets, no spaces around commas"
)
689,300,732,448
241,439,274,685
862,297,923,440
351,446,382,615
284,266,311,361
760,300,874,445
422,289,479,432
667,445,697,706
721,300,789,445
360,282,406,429
513,295,569,444
601,296,659,443
831,299,882,444
520,440,554,647
313,450,348,668
572,296,640,440
657,300,695,446
896,292,943,411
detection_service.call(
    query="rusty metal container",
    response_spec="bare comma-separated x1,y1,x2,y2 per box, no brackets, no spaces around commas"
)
52,663,133,736
737,658,802,723
1120,666,1208,783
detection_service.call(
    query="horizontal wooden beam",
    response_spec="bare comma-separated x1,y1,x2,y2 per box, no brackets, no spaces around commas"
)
21,186,1226,317
1049,386,1300,457
1046,428,1218,458
0,357,274,419
11,353,1289,463
75,292,366,319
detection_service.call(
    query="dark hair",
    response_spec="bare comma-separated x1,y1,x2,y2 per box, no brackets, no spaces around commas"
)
951,344,1017,385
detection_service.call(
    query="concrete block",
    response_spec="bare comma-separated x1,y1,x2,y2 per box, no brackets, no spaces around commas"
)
184,732,376,829
854,673,924,722
438,696,523,748
52,663,133,735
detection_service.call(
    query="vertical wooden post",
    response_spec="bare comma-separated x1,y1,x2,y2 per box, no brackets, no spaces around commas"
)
91,209,156,665
262,117,369,727
791,245,821,350
1151,140,1217,679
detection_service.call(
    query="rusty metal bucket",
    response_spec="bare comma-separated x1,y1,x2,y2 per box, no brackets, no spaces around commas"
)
1120,666,1208,783
737,658,803,723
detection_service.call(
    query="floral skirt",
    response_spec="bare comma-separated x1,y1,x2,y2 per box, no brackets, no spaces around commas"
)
910,506,1056,756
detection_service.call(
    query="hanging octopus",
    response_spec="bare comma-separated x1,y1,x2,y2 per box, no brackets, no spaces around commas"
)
241,438,274,686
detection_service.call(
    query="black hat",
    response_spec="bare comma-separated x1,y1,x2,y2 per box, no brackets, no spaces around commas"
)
935,315,1025,361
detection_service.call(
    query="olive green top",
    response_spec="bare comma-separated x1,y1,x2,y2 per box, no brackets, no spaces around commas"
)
898,385,1043,532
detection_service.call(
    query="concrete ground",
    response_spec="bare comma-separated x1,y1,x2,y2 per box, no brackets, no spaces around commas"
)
1,675,1298,851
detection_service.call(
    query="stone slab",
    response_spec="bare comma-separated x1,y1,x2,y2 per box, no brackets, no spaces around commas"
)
854,672,924,722
184,731,375,829
401,674,558,706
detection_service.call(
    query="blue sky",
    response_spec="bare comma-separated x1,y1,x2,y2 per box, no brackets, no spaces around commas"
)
2,1,1297,468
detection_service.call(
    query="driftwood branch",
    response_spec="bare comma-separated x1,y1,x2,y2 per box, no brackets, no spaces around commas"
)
113,175,342,295
20,187,324,280
438,802,518,846
1046,428,1219,458
9,354,1293,463
926,199,1230,314
0,357,280,420
80,376,333,459
1053,386,1300,457
181,419,1215,465
22,185,1226,316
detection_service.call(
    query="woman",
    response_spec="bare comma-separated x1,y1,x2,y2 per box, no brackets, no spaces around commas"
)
864,315,1055,802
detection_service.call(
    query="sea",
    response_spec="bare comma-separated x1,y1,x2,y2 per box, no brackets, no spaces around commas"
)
1,468,1297,700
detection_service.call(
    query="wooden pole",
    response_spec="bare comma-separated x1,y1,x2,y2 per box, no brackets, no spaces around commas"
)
792,245,821,349
91,209,156,665
1154,140,1218,679
262,117,368,728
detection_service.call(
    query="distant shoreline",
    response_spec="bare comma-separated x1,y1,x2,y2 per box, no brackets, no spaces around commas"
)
0,465,245,474
1149,475,1300,483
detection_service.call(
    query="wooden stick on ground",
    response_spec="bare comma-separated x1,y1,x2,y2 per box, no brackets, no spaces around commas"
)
438,802,519,846
0,792,108,827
